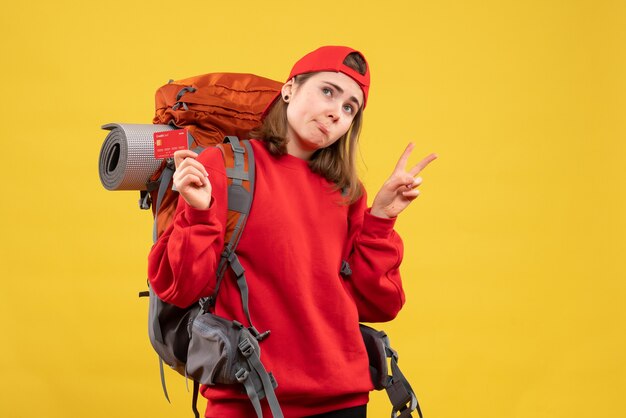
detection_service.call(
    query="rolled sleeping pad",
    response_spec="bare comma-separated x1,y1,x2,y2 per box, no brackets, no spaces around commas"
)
99,123,175,191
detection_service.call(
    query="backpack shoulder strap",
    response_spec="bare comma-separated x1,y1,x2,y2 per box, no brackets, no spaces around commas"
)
211,136,254,285
217,136,254,246
204,137,268,339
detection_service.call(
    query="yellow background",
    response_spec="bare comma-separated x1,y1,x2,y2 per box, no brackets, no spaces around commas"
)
1,0,624,417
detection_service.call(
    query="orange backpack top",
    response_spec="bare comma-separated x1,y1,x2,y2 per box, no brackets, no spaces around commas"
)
147,73,282,238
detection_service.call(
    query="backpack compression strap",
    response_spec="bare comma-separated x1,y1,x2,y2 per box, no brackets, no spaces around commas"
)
359,320,422,418
382,335,423,418
238,336,283,418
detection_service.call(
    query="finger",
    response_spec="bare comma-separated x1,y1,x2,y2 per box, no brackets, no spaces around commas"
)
408,153,438,177
393,143,416,173
176,165,209,181
178,173,206,189
386,173,417,191
177,157,209,177
401,188,420,199
173,150,199,169
405,177,423,189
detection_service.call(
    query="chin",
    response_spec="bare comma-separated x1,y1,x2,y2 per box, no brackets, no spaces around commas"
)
313,140,332,150
303,135,327,149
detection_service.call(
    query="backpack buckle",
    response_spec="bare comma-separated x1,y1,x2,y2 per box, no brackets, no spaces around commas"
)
238,338,255,357
220,247,233,261
235,368,249,382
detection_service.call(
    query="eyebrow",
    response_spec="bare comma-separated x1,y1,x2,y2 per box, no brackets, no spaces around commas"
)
324,81,362,110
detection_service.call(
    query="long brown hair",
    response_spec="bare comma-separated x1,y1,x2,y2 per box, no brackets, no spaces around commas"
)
249,52,367,204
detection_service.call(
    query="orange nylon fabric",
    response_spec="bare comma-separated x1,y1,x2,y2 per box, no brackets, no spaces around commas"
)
153,73,282,146
149,72,281,237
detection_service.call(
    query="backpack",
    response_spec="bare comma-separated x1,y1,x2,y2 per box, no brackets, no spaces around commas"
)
98,72,423,418
143,73,285,417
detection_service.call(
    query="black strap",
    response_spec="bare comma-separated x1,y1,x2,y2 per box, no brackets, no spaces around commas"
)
158,357,172,404
153,162,175,243
385,346,423,418
191,380,200,418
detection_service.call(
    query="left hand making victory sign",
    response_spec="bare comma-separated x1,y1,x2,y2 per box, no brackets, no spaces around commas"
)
371,143,438,219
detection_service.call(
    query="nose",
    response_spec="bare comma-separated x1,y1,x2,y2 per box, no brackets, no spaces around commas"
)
326,104,340,122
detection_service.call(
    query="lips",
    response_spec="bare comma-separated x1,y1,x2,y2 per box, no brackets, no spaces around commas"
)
315,121,330,136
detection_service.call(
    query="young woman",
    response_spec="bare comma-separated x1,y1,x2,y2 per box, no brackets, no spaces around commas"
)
148,45,436,418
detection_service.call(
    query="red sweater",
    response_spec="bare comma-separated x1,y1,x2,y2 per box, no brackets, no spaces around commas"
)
148,139,406,417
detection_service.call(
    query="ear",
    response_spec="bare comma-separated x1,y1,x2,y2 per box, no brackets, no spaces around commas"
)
281,79,295,99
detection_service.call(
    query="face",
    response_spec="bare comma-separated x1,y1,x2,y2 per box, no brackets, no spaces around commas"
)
283,71,364,159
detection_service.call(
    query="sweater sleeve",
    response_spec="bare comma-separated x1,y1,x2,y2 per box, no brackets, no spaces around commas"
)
343,188,406,322
147,148,228,308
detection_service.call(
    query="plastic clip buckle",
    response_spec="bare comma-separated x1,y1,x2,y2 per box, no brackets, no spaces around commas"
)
238,338,255,357
235,368,249,382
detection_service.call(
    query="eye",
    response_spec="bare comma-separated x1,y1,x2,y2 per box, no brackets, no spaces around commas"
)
322,87,332,96
343,104,354,114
